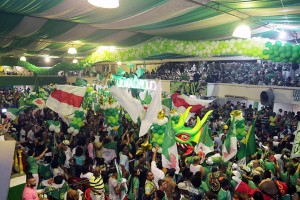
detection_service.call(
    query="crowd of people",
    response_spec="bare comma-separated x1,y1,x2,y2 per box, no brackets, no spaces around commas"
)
143,61,300,87
1,86,300,200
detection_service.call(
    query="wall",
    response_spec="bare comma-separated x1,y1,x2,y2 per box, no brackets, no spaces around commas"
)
207,83,300,104
0,75,67,86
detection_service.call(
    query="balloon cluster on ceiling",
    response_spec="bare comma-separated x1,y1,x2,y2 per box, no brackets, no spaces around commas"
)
17,38,300,75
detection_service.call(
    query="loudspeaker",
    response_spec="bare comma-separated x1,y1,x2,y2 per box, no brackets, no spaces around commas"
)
260,90,274,106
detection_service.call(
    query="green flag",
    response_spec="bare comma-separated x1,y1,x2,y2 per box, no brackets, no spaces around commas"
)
194,123,214,156
161,117,179,172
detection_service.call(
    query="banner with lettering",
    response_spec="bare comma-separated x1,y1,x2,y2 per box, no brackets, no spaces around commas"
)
291,122,300,158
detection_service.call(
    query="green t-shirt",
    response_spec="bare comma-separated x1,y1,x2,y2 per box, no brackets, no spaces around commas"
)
39,163,52,179
248,180,257,189
281,172,299,186
199,181,209,192
218,188,231,200
27,156,38,174
128,176,139,200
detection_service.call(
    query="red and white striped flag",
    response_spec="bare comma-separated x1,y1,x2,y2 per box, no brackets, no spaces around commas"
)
46,85,87,116
171,93,214,116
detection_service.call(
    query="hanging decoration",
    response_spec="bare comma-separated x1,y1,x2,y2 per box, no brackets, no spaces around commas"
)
18,38,300,75
101,95,120,130
230,110,247,141
67,110,85,135
47,120,61,134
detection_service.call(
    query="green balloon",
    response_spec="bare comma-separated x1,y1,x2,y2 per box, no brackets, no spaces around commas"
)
265,41,272,47
280,53,285,59
262,49,269,55
275,41,282,46
157,138,164,145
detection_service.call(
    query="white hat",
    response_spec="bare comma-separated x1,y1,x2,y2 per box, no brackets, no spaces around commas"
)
232,163,238,170
178,182,190,191
273,136,279,140
206,157,214,165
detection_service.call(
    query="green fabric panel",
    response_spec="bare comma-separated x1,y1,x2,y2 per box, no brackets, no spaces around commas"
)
143,53,191,60
115,33,154,47
80,30,119,42
130,3,227,30
0,47,12,54
0,76,67,86
8,38,34,48
221,0,300,9
164,21,260,40
46,43,66,50
259,14,300,24
8,183,26,200
31,20,77,39
51,50,65,56
77,44,97,52
26,50,42,55
0,0,63,14
0,12,23,35
70,0,167,24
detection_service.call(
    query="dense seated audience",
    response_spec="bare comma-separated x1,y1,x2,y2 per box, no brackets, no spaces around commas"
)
1,86,300,200
143,61,300,87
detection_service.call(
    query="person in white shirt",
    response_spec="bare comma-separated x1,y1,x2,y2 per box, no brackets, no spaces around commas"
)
151,145,165,188
189,157,205,179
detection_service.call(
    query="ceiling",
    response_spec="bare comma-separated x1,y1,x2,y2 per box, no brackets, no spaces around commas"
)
1,0,300,64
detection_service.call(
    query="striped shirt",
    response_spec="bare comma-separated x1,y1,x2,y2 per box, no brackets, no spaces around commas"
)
89,175,104,192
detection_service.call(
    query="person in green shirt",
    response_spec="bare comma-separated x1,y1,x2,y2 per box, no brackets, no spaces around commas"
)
217,179,231,200
127,169,140,200
26,147,48,189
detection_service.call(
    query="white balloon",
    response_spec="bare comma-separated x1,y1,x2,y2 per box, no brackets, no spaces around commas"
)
69,127,75,133
54,127,60,133
49,124,55,131
67,128,72,133
73,129,79,135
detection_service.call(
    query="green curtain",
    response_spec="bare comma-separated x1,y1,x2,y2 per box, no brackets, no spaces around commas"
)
0,12,23,35
0,0,63,14
70,0,167,24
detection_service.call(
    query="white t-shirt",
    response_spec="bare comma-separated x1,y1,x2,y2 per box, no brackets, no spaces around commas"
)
80,172,94,180
190,164,202,175
151,161,165,188
108,177,119,200
64,147,72,168
120,154,129,172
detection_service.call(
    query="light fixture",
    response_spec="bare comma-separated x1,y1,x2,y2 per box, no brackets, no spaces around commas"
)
68,47,77,54
232,24,251,39
88,0,119,8
20,56,26,61
117,61,122,65
72,59,78,64
45,56,50,63
279,30,287,39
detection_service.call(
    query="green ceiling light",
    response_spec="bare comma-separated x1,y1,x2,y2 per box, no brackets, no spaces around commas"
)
88,0,119,8
20,56,26,61
68,47,77,54
232,24,251,39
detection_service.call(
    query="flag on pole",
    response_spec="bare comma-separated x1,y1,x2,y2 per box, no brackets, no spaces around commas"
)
194,123,214,156
46,85,87,116
291,122,300,158
237,115,258,164
222,118,238,162
139,80,162,137
110,86,144,123
161,117,180,173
